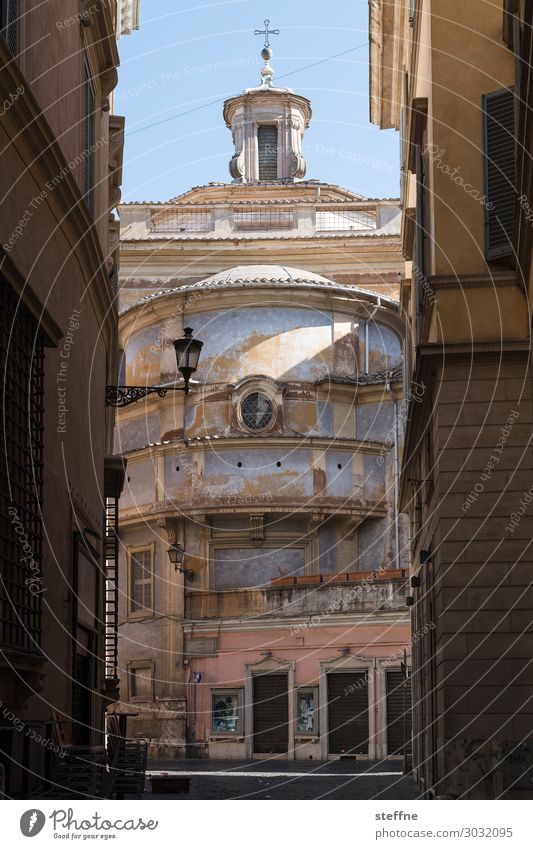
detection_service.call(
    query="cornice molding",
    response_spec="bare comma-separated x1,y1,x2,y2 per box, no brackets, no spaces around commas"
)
183,610,410,633
83,1,120,99
114,378,403,418
117,286,404,342
119,499,389,526
425,272,519,289
118,434,389,459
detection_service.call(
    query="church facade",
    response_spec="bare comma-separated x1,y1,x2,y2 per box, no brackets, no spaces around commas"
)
114,45,411,760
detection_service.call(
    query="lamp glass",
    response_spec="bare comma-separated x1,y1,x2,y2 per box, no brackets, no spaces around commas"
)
168,543,185,566
174,327,203,377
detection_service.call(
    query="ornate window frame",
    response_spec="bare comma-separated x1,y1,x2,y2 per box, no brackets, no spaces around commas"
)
127,658,155,703
127,543,155,620
209,536,315,590
230,375,285,435
295,686,319,739
209,688,244,739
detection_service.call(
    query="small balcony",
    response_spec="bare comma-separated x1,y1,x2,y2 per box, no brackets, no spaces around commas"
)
185,570,408,621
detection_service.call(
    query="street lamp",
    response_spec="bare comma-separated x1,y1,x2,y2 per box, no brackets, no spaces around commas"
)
106,327,204,408
167,542,194,581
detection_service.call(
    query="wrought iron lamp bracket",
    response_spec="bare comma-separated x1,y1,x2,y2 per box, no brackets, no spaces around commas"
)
105,385,188,408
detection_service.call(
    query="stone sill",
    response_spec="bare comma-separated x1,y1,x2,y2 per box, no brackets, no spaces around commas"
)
209,736,245,742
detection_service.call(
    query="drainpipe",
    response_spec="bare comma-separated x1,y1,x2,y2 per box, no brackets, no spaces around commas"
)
364,298,381,374
386,371,401,570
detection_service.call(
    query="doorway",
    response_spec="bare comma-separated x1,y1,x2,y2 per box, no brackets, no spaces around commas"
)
327,671,369,755
253,672,289,754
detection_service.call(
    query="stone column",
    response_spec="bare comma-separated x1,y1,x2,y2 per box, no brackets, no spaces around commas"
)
244,117,258,181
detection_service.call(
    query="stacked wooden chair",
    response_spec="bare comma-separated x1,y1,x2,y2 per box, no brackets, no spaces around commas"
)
37,710,106,799
105,713,148,799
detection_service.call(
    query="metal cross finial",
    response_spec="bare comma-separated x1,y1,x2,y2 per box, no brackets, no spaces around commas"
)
254,19,280,48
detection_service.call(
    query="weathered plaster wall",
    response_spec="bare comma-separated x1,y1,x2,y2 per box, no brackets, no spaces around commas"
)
120,442,389,515
214,547,306,589
188,306,334,382
116,271,407,760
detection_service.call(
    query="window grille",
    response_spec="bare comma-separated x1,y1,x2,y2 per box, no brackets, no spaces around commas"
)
104,496,119,681
233,208,294,231
316,209,376,231
0,281,44,653
129,549,153,613
151,209,213,233
109,266,118,299
241,393,274,431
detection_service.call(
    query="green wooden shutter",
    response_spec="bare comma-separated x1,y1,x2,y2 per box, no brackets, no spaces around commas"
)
483,88,516,260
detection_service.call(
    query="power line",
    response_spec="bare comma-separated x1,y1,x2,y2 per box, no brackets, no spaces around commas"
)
125,41,369,137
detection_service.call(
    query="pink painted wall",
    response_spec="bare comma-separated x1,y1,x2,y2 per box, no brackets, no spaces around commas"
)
188,622,410,743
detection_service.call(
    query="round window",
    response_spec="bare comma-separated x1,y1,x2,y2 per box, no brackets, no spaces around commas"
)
241,392,275,431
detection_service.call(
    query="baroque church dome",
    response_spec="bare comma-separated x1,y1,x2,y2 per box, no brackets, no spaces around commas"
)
196,264,335,287
130,264,401,312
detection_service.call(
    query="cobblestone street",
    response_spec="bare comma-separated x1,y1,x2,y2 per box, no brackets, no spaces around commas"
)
146,760,421,800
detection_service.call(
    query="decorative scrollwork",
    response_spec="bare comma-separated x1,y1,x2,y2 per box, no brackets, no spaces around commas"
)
106,385,172,408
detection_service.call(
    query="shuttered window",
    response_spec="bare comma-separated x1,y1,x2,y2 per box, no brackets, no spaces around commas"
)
483,88,516,260
129,549,153,614
258,125,278,181
414,143,428,336
1,0,18,54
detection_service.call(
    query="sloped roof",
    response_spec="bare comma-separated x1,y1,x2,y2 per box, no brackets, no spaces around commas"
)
123,264,400,314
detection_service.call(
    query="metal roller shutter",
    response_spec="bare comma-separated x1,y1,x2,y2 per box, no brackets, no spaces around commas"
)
253,672,288,754
328,671,369,755
386,669,412,755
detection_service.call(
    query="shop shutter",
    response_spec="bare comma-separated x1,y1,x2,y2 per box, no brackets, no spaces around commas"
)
386,669,412,755
253,672,288,754
327,671,369,755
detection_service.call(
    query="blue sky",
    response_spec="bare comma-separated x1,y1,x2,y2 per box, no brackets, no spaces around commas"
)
116,0,400,201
